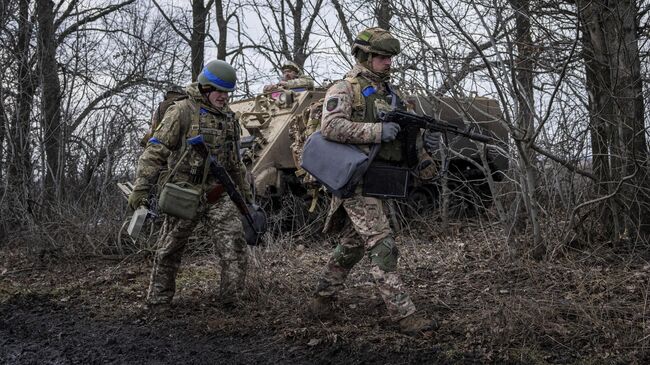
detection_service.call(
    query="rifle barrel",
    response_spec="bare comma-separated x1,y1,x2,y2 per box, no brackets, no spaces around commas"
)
382,110,493,144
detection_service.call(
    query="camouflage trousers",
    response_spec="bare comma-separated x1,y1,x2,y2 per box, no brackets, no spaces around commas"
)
146,198,248,305
315,195,416,320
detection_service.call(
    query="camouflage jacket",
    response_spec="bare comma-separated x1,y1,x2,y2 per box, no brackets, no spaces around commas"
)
321,64,410,158
321,64,399,143
134,82,250,199
321,64,435,231
263,75,315,93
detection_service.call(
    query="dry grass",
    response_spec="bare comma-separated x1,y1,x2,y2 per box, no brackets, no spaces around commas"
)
3,200,650,363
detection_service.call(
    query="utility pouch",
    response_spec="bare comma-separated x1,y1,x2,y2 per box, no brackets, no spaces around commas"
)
301,131,379,198
362,164,410,199
158,182,201,220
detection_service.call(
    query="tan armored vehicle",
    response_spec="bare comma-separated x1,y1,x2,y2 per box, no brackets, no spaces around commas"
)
230,89,326,197
407,94,509,216
230,89,508,220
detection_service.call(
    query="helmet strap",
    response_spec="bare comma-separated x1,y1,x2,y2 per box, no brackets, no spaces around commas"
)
199,84,215,94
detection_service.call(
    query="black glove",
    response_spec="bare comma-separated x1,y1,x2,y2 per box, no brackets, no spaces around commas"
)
381,122,401,142
424,131,442,152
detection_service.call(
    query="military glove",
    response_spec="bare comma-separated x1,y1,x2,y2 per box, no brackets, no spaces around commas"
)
128,186,150,210
381,122,401,142
424,131,442,152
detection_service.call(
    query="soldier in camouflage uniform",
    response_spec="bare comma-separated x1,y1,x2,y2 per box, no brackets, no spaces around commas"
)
263,61,315,93
128,60,252,308
309,27,437,335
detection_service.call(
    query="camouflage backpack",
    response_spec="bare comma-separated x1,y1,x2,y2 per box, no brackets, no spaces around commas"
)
289,98,324,185
140,87,188,147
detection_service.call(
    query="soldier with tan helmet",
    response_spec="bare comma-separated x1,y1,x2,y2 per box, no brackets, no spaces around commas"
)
308,27,438,335
128,59,253,309
263,61,315,93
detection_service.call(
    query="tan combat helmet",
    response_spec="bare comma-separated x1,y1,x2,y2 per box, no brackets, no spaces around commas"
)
281,61,302,75
351,27,401,57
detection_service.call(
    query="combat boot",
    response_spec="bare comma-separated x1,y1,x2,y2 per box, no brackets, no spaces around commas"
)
399,313,438,335
308,296,336,320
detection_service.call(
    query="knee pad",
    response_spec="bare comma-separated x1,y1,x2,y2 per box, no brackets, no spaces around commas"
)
368,237,399,272
333,244,364,269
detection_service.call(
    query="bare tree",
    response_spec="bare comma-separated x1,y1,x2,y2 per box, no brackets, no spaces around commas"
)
507,0,544,257
6,0,36,208
246,0,325,70
574,0,650,242
36,0,63,200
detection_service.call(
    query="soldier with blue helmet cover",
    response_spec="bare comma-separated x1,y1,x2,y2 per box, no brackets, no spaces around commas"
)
129,59,252,309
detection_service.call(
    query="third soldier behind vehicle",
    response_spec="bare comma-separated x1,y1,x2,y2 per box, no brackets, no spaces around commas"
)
263,61,315,93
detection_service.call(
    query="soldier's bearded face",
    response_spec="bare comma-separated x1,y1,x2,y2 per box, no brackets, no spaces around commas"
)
207,90,229,109
370,54,392,75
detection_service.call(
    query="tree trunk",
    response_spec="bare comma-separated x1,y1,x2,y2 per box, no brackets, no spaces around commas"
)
509,0,543,257
8,0,35,202
375,0,392,30
191,0,207,80
36,0,63,201
215,0,227,60
576,0,649,242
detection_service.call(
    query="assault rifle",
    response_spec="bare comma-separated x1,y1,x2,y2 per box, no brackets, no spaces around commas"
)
378,109,493,144
186,135,266,245
378,109,493,168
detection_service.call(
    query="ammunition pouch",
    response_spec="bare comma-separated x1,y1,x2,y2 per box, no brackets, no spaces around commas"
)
158,182,201,220
362,163,410,199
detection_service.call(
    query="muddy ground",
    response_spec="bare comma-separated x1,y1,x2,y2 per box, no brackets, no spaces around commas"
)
3,223,650,364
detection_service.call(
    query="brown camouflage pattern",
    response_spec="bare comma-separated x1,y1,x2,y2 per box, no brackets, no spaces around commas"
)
147,197,247,304
319,65,383,145
312,63,427,321
315,195,416,320
289,98,324,185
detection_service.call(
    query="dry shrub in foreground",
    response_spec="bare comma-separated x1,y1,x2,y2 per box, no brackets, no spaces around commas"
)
392,219,650,362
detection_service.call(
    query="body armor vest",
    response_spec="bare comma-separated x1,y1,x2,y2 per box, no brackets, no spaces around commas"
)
347,76,404,163
171,101,240,189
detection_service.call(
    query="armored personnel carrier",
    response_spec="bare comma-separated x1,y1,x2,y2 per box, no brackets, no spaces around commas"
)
230,89,509,223
406,94,509,217
230,89,326,197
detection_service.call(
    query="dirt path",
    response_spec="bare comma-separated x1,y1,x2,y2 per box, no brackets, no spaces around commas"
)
0,253,455,365
3,234,650,364
1,292,447,365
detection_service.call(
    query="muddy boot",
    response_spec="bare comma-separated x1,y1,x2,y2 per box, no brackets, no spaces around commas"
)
399,313,438,335
309,296,336,320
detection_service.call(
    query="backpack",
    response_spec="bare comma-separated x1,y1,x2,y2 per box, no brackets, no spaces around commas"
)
140,88,189,147
289,98,324,185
